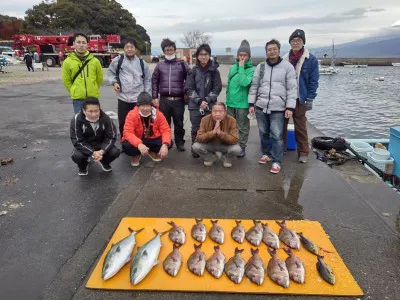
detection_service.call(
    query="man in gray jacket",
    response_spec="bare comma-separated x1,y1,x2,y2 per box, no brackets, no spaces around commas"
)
248,39,297,174
107,38,152,136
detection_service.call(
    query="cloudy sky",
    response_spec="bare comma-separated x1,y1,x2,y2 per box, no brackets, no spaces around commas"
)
3,0,400,49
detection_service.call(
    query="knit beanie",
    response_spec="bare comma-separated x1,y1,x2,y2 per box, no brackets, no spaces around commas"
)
237,39,251,57
289,29,306,45
136,92,153,106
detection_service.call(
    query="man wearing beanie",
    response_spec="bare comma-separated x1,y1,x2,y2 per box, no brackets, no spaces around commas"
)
121,92,172,166
226,39,255,157
282,29,319,163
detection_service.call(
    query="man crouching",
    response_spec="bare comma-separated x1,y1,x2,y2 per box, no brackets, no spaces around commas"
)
192,102,241,167
122,92,172,166
70,97,120,176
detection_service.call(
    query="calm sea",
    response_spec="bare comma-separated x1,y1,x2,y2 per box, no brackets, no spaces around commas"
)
308,66,400,139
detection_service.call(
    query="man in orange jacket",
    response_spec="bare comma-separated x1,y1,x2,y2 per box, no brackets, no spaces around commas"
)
121,92,172,166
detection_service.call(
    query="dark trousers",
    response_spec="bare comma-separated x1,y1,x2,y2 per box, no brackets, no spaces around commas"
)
283,99,309,156
118,99,136,137
26,62,34,72
159,97,185,145
71,146,120,168
189,109,210,143
122,138,163,156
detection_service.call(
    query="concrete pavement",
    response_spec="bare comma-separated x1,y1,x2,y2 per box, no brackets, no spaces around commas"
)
0,78,399,300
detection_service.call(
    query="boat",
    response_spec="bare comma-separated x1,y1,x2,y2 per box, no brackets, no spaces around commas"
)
318,60,333,75
328,40,339,73
392,63,400,67
374,77,385,81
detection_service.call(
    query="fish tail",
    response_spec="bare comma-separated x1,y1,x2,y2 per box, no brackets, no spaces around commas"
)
214,245,220,251
167,221,175,227
194,243,202,250
253,219,261,225
195,218,203,223
275,220,284,228
283,247,292,255
173,243,183,250
267,247,276,256
211,219,218,224
235,247,244,254
235,220,241,225
250,248,259,255
153,228,169,236
129,227,144,234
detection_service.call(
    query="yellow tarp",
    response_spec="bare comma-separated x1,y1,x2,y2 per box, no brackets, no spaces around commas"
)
86,217,363,296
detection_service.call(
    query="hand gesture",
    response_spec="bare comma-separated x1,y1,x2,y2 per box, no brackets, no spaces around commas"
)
138,143,149,155
213,120,221,135
92,150,103,161
159,144,169,159
285,110,293,119
239,56,246,66
113,82,121,92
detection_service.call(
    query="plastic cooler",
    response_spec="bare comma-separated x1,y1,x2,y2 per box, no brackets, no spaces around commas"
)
286,124,297,150
388,126,400,176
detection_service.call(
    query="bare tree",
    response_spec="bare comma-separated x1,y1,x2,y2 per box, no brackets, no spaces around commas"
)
181,30,212,48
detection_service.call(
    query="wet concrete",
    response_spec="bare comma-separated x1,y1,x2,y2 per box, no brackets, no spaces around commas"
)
0,80,399,300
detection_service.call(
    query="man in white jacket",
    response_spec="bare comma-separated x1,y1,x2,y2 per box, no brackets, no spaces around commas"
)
248,39,297,174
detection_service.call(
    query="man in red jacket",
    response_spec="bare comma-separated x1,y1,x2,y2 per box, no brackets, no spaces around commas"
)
121,92,172,166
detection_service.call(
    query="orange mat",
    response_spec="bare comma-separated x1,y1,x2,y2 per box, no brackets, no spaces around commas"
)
86,217,363,296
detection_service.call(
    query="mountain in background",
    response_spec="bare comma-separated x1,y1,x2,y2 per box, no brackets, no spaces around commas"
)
152,30,400,58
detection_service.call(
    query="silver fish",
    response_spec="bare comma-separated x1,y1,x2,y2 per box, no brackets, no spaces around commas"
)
102,227,144,280
245,220,263,247
167,221,186,245
206,245,226,278
130,229,168,285
316,255,335,285
283,248,305,284
276,220,300,249
187,243,206,276
267,248,290,288
231,220,245,244
224,248,245,284
262,222,280,249
191,218,206,243
163,243,183,277
245,248,265,285
209,219,224,244
298,232,319,255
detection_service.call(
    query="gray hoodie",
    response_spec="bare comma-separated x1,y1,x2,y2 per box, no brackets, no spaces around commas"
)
248,58,297,113
107,55,151,103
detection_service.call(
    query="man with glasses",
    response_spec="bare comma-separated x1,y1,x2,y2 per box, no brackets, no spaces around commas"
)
185,43,222,158
152,38,190,152
282,29,319,163
62,33,104,113
108,38,151,137
248,39,297,174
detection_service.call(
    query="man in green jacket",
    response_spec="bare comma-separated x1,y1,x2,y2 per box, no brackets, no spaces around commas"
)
226,40,254,157
62,33,103,114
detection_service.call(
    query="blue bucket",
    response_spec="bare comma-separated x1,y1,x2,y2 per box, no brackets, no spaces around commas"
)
287,124,297,150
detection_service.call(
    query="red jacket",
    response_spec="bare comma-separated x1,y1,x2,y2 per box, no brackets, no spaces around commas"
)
122,106,171,147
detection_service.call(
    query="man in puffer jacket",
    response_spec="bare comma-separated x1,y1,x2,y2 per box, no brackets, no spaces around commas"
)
248,39,297,174
152,38,190,152
62,33,103,114
185,43,222,158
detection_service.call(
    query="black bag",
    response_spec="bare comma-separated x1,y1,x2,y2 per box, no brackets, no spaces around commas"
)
72,59,92,84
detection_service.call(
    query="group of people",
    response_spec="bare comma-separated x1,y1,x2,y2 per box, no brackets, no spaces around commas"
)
23,50,49,72
62,29,319,176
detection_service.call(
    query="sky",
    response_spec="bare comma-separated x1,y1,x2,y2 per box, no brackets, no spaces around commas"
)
3,0,400,50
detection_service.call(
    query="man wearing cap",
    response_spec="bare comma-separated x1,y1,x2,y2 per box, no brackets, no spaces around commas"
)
226,40,255,157
282,29,319,163
121,92,172,166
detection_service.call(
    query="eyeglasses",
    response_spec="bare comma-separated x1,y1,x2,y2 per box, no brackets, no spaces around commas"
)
290,39,303,44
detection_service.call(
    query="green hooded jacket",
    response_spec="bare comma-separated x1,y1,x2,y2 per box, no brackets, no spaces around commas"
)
226,59,254,109
62,51,103,100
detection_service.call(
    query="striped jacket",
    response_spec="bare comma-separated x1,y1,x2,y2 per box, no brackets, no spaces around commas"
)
70,110,117,155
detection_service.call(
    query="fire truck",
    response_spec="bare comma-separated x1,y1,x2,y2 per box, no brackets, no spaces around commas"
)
12,34,121,67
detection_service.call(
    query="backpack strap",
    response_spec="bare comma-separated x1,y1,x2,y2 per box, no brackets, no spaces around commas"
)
116,54,124,90
72,58,92,84
255,62,265,104
139,58,145,79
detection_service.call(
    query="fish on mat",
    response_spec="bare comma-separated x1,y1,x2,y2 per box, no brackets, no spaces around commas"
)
231,220,245,244
187,243,206,276
167,221,186,245
245,220,263,247
245,248,265,285
276,220,300,249
206,245,226,278
191,218,206,243
267,247,290,288
163,243,183,277
209,219,224,244
316,255,336,285
262,222,280,249
224,247,245,284
283,248,305,284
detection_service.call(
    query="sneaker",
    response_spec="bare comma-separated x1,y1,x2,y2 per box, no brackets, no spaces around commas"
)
221,155,232,168
148,151,161,162
78,165,88,176
204,154,218,167
98,161,112,172
270,163,281,174
131,155,141,167
298,156,308,163
176,144,185,152
237,148,246,158
258,154,271,164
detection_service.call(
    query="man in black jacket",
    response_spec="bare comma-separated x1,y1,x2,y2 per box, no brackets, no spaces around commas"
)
70,97,120,175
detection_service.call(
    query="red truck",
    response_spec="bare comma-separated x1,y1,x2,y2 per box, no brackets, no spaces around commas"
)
12,34,121,67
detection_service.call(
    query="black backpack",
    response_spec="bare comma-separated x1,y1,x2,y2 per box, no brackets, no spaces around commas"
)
116,54,145,92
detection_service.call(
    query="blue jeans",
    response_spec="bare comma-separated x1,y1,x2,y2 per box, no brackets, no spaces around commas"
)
255,109,284,164
73,100,84,114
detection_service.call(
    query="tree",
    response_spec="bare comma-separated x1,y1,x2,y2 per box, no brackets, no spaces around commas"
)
181,30,212,48
0,15,23,39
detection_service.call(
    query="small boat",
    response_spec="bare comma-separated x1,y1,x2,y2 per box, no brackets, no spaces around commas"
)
374,76,385,81
392,63,400,67
343,64,368,68
318,60,333,75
